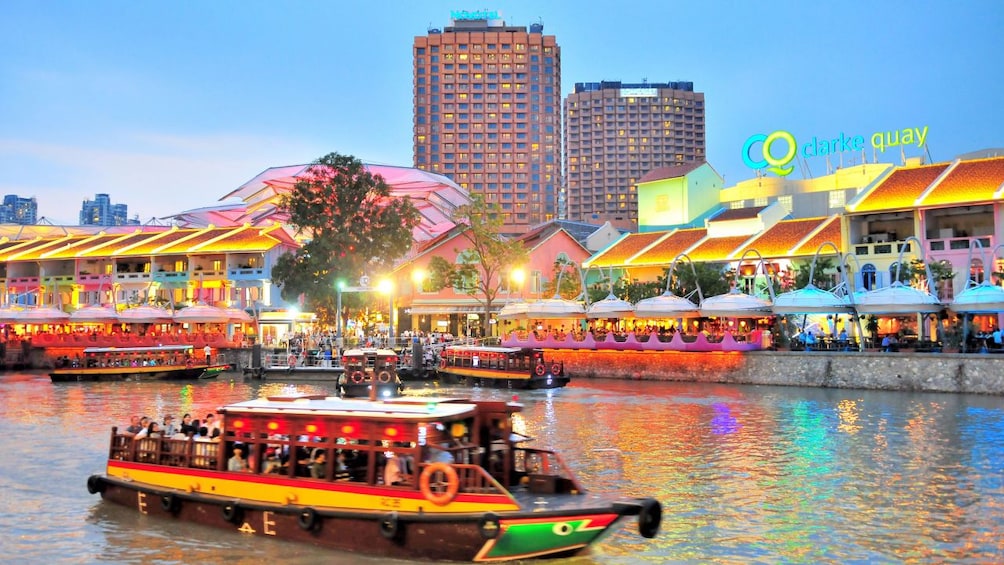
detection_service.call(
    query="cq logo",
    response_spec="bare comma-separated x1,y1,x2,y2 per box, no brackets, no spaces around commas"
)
742,130,796,176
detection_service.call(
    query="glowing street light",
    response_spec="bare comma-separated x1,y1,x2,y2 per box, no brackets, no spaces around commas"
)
378,279,395,340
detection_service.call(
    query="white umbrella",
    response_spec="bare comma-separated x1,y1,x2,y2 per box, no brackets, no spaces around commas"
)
525,297,585,319
772,284,854,314
118,305,174,324
854,281,941,314
498,300,529,320
700,288,772,318
18,306,70,324
634,292,700,319
951,281,1004,313
222,306,254,323
586,293,635,319
69,304,119,323
0,306,23,323
173,302,231,324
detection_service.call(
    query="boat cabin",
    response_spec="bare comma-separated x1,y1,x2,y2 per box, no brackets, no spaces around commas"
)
81,345,196,368
106,395,582,497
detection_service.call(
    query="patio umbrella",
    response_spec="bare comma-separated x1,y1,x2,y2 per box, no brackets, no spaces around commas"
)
772,284,855,314
498,300,529,320
173,302,231,324
634,292,700,319
221,306,254,323
586,293,635,319
118,305,173,324
69,304,119,323
525,297,585,319
700,288,772,318
18,306,70,324
0,306,23,323
950,281,1004,313
854,281,941,314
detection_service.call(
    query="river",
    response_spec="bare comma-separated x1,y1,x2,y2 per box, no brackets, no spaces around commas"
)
0,372,1001,564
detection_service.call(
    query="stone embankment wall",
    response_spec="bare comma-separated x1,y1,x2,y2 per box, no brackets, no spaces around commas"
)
547,349,1004,395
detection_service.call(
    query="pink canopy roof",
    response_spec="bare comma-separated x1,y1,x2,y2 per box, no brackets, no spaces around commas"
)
200,163,469,242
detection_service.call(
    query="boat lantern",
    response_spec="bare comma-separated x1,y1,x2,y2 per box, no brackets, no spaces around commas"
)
230,419,246,430
305,423,320,434
383,425,401,438
451,422,466,438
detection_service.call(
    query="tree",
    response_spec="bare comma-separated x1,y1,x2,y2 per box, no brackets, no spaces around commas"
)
425,194,528,336
270,152,421,325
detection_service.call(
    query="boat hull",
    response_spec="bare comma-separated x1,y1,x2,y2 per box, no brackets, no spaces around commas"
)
49,366,210,382
340,382,403,399
438,367,570,390
89,474,643,562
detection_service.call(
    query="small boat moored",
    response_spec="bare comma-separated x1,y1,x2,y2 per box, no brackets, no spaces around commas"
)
337,347,403,398
438,345,570,389
50,345,216,382
87,394,660,562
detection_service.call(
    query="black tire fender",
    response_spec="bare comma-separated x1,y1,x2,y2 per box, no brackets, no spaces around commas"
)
478,512,501,539
297,507,318,531
638,498,662,539
160,493,178,513
379,511,400,540
86,475,104,495
222,502,243,524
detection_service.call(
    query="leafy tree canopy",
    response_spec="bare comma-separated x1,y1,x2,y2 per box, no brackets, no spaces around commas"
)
425,193,528,335
270,152,421,325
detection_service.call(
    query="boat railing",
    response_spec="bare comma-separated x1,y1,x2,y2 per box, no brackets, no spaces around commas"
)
416,462,507,495
108,427,219,469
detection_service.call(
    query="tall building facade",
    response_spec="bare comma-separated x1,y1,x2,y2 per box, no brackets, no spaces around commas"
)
0,195,37,224
564,81,706,231
80,193,131,226
413,14,562,235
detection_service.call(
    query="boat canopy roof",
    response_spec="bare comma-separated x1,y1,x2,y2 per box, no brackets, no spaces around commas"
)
342,348,397,357
220,395,480,421
443,345,538,354
83,345,194,354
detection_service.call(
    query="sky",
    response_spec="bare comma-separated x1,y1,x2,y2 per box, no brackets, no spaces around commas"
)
1,0,1002,225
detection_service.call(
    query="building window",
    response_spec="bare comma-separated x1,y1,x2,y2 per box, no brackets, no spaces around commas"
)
829,190,846,209
778,195,793,213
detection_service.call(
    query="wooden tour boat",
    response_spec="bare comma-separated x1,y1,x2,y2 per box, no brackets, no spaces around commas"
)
438,345,570,389
338,347,404,398
50,345,220,382
87,394,661,562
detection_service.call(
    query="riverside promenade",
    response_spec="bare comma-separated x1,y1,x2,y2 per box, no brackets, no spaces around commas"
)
545,349,1004,395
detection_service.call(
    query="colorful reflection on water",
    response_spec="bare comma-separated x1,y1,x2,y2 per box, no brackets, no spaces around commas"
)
0,374,1001,563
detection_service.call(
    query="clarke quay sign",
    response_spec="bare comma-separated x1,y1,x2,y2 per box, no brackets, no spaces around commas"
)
742,125,929,176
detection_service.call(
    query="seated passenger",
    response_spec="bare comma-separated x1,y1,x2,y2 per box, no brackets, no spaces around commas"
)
262,448,283,474
310,449,327,479
228,447,247,472
383,453,407,485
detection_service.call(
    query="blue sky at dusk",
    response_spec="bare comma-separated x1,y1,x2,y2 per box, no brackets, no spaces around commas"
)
1,0,1001,224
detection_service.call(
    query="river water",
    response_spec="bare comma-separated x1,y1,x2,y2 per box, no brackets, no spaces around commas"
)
0,371,1001,564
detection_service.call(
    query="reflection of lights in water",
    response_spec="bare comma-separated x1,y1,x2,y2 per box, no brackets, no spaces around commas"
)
837,399,862,434
511,413,527,437
710,403,740,435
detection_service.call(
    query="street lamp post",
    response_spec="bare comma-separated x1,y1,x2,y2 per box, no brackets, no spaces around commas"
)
378,279,394,346
335,280,344,351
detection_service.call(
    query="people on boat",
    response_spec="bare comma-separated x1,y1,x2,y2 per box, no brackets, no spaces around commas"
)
123,415,143,437
204,412,220,435
179,414,196,436
228,447,247,472
383,452,406,486
162,415,177,437
204,344,212,365
132,416,153,438
310,449,327,479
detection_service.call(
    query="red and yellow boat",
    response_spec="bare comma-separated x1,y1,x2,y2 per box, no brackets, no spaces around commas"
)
87,394,660,562
438,346,570,389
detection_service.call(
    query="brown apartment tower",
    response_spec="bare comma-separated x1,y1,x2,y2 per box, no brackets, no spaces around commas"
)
565,81,705,231
413,14,561,235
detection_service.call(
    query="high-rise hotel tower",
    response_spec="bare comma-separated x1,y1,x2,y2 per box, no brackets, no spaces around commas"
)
564,81,705,230
413,12,562,235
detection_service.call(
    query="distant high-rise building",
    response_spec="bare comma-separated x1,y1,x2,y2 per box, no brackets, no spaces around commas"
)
413,13,562,235
564,81,706,231
0,195,37,224
79,193,132,226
